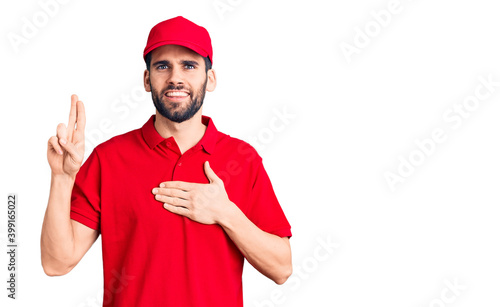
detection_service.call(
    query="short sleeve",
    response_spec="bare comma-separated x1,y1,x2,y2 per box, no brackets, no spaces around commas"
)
70,149,102,231
246,160,292,238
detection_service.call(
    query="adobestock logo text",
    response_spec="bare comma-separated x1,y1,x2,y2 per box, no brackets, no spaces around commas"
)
384,73,500,191
7,0,72,53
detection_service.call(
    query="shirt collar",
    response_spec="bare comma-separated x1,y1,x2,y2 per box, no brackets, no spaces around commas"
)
141,115,218,154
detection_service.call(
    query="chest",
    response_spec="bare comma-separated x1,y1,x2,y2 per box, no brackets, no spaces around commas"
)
97,149,251,240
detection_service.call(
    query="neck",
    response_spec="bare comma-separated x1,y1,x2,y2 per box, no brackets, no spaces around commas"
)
154,110,207,155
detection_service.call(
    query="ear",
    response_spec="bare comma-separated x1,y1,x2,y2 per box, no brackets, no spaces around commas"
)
144,69,151,92
206,69,217,92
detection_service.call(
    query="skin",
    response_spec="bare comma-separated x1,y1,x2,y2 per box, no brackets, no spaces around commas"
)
41,44,292,285
41,94,99,276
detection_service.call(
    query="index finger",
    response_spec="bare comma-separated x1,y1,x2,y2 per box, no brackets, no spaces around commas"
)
159,181,194,191
67,94,78,141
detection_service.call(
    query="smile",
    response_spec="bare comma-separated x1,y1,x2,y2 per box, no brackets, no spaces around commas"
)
165,91,190,97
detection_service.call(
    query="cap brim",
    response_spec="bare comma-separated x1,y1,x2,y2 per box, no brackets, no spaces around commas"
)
143,40,209,60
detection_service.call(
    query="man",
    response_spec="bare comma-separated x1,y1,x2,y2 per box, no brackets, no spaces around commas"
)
41,16,292,306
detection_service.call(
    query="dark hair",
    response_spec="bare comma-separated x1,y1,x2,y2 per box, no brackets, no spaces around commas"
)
145,52,212,72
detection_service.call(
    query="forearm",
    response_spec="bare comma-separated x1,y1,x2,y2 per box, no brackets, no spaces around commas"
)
40,173,76,275
219,202,292,284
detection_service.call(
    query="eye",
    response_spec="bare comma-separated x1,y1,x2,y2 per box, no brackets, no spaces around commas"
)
185,64,195,70
158,65,168,70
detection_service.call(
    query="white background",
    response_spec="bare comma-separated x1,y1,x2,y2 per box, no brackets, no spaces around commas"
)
1,0,500,306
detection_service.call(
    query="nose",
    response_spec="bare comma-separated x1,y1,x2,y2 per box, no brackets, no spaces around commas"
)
167,66,184,86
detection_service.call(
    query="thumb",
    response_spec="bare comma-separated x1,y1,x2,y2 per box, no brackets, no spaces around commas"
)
204,161,220,183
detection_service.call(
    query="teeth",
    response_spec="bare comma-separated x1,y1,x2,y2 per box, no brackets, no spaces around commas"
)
166,91,189,97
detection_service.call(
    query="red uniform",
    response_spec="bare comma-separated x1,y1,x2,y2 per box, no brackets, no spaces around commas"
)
71,115,292,306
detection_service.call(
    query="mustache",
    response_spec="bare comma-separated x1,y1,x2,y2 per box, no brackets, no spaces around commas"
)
163,84,189,92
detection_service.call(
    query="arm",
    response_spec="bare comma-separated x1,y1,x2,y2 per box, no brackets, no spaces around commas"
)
219,203,292,284
153,161,292,284
41,95,99,276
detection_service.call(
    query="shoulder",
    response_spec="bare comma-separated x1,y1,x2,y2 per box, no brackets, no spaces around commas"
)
93,126,143,154
216,133,262,164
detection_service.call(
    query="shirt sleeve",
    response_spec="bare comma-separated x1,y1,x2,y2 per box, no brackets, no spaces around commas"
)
246,160,292,238
70,149,102,231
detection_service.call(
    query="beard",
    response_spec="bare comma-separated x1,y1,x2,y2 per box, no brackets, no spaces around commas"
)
151,77,208,123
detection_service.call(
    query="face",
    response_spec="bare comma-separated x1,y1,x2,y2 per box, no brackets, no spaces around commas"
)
144,44,216,123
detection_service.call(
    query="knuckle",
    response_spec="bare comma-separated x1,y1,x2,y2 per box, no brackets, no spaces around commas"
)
191,194,199,204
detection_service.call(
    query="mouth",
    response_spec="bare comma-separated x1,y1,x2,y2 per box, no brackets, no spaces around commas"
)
164,90,190,101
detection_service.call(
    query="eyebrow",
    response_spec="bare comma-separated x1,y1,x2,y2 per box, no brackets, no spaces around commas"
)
153,60,170,67
181,60,199,67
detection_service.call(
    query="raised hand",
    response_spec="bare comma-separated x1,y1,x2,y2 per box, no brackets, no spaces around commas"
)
47,94,86,179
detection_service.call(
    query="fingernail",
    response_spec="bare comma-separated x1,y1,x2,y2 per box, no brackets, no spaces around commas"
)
58,150,63,155
60,138,67,145
160,183,165,188
152,188,158,194
155,195,161,200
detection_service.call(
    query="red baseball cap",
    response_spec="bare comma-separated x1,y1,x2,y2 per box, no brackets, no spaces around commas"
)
143,16,213,64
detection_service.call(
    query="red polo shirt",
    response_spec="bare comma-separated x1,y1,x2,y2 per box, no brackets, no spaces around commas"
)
70,115,292,307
